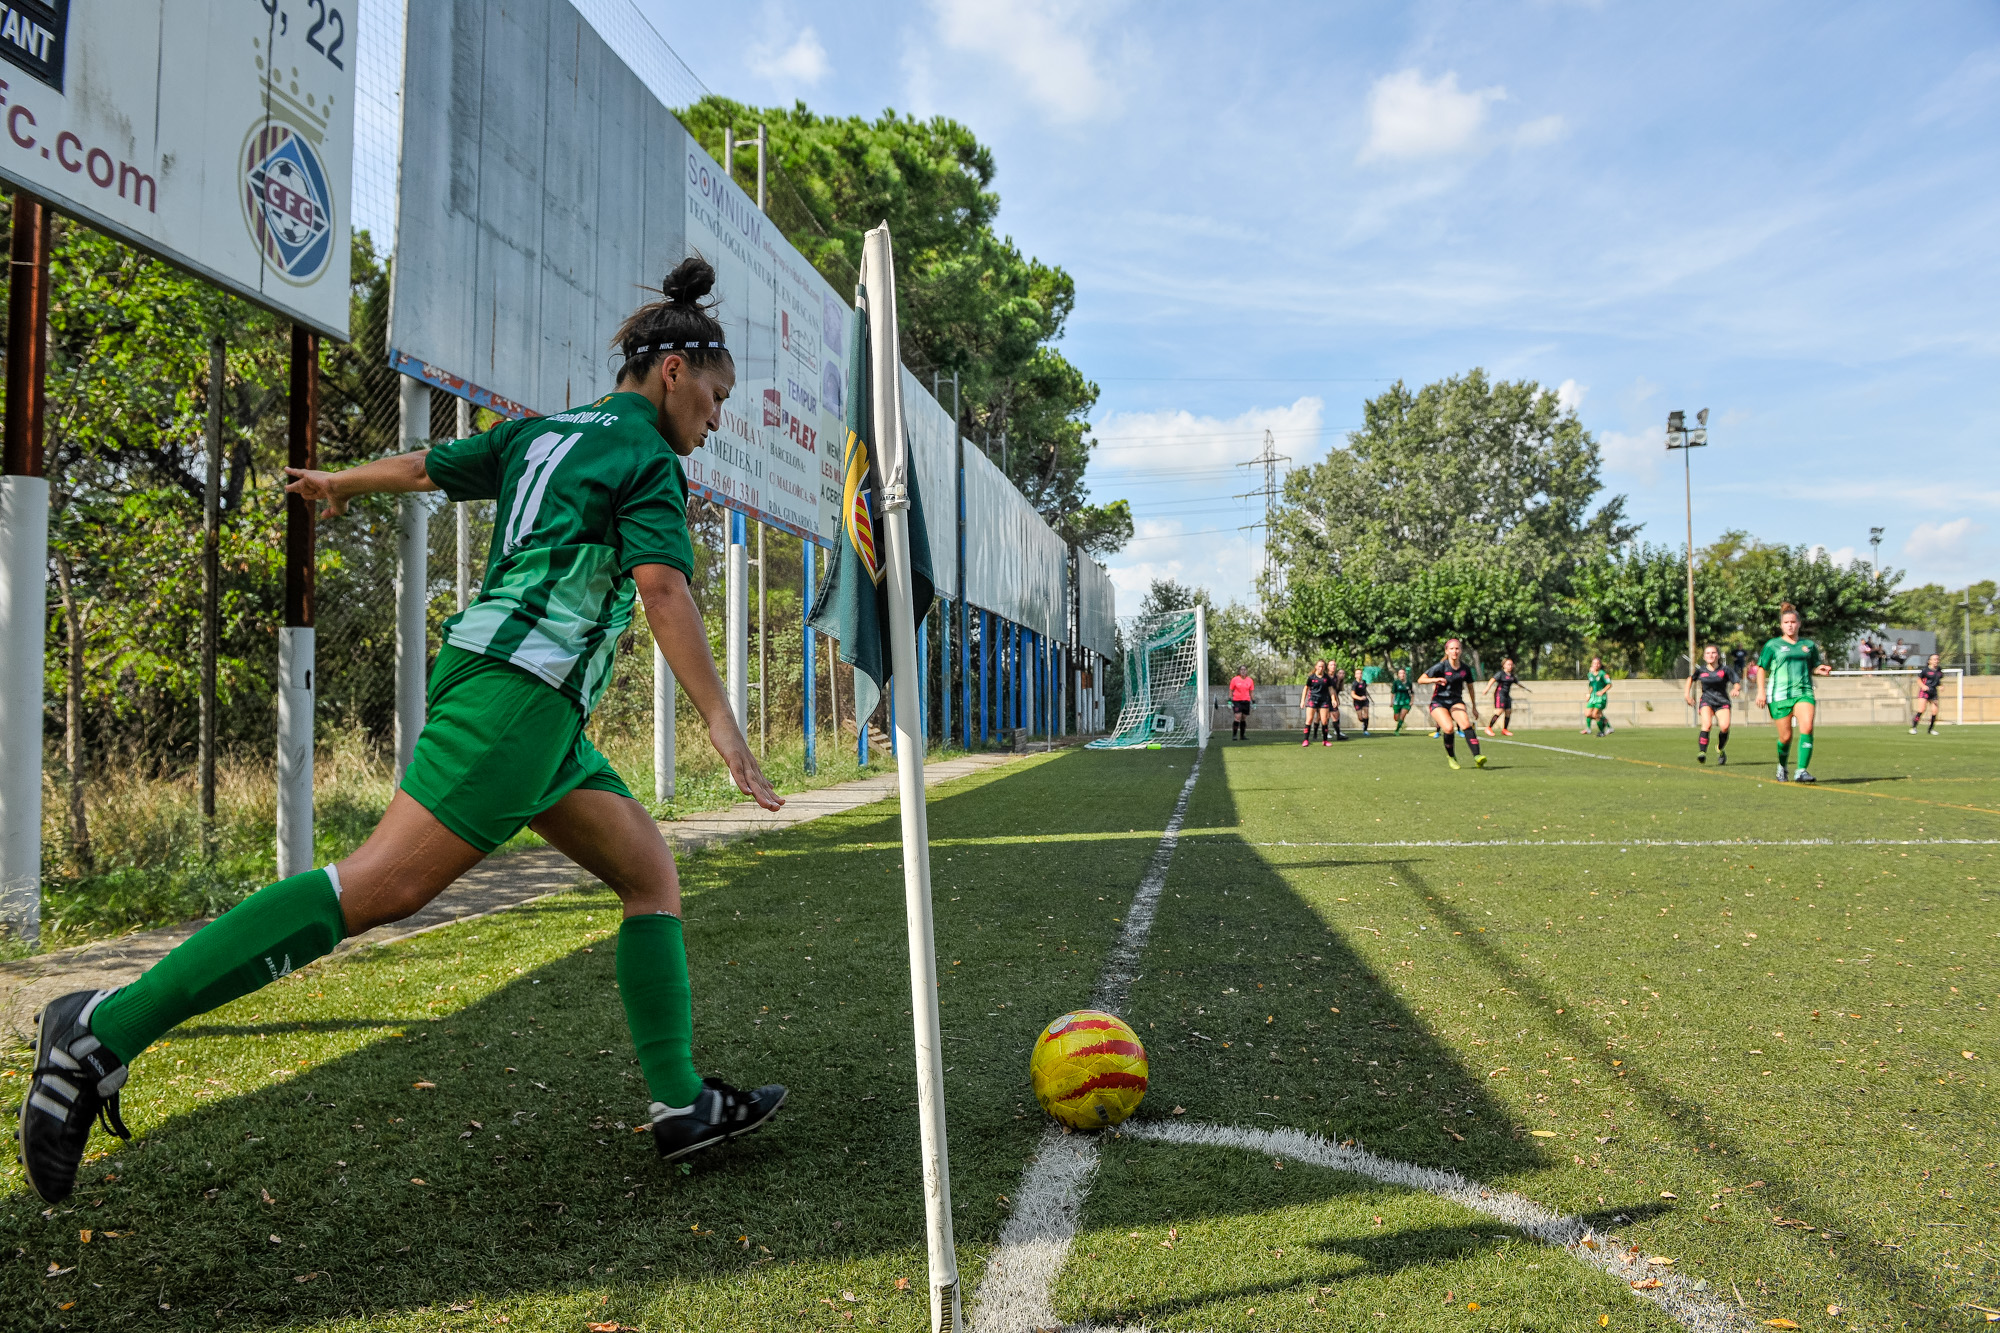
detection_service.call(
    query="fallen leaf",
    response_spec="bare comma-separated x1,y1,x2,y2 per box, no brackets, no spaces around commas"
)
1827,1306,1841,1317
261,1188,276,1205
1649,1256,1674,1265
1171,1106,1186,1115
413,1081,436,1089
1600,1319,1609,1328
842,1290,859,1303
78,1230,91,1244
1447,1128,1466,1142
45,1262,74,1277
1966,1052,1977,1060
1531,1130,1557,1138
1467,1302,1480,1311
268,1235,283,1245
58,1303,74,1311
1763,1322,1800,1330
294,1272,318,1283
895,1278,911,1291
1659,1192,1677,1200
1630,1278,1662,1290
410,1179,426,1185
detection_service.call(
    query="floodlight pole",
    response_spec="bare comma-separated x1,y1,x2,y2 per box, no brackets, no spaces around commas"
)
1665,409,1709,689
1869,526,1883,583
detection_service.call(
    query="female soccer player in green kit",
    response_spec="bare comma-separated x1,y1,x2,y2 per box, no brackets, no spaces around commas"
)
1756,602,1834,782
1583,656,1614,735
18,259,789,1204
1390,667,1415,733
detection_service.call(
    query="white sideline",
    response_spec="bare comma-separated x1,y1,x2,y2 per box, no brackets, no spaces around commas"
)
1117,1120,1745,1333
969,755,1205,1333
1253,837,2000,848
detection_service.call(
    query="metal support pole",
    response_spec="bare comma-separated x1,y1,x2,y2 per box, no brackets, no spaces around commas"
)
200,334,224,829
756,519,767,755
802,540,817,774
1195,604,1211,748
277,327,320,878
395,376,431,781
980,611,991,744
653,641,676,802
1,192,51,943
939,600,950,749
455,397,473,612
727,508,749,732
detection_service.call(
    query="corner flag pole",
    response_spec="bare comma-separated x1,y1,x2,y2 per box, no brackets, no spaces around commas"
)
863,223,962,1333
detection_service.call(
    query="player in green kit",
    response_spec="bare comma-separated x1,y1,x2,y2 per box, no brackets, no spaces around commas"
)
1583,657,1613,735
1390,667,1414,733
16,259,791,1204
1756,601,1834,782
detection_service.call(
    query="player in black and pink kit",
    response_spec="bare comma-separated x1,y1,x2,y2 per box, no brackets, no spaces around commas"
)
1485,657,1519,736
1684,643,1739,764
1300,661,1335,746
1418,639,1485,770
1912,653,1946,735
1349,670,1372,737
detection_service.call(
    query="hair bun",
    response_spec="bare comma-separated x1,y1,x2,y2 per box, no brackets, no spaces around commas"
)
663,256,717,309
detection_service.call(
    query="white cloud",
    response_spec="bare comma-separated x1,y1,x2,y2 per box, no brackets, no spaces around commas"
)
1596,427,1660,483
1105,520,1264,610
928,0,1114,122
1556,378,1587,413
1904,517,1981,566
1360,70,1505,162
749,27,829,86
1093,397,1326,479
1813,544,1862,567
1514,114,1567,147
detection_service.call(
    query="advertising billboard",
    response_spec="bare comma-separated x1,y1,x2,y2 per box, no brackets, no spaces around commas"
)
0,0,355,337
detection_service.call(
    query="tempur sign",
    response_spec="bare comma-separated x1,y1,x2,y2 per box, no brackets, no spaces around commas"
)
0,1,353,338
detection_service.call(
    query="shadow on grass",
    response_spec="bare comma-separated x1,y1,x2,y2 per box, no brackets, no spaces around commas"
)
0,745,1212,1329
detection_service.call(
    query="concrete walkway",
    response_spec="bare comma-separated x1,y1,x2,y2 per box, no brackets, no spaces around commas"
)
0,749,1032,1043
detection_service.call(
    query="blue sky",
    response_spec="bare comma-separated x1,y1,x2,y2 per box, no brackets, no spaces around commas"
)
633,0,2000,613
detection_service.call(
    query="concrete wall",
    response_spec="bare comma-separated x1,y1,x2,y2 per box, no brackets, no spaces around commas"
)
1211,674,2000,731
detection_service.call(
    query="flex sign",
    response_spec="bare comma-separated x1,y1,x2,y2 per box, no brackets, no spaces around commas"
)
0,1,353,337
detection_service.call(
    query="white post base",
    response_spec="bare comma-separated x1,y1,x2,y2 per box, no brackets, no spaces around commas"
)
654,642,676,802
0,476,48,946
276,627,315,879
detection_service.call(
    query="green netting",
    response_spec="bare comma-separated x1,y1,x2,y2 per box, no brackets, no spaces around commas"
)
1088,611,1202,749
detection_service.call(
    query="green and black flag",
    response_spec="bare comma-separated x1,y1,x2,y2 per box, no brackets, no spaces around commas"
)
806,281,933,735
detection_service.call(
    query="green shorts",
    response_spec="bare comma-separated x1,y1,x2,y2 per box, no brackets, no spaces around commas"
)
1767,694,1815,721
1587,693,1608,710
401,645,633,853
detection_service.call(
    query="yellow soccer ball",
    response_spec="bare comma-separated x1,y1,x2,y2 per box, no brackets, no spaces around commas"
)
1029,1009,1148,1129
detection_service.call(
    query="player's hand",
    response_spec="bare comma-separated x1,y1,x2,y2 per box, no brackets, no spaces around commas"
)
710,717,784,811
284,467,349,518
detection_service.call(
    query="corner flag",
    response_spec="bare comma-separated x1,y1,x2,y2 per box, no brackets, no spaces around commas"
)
806,279,934,736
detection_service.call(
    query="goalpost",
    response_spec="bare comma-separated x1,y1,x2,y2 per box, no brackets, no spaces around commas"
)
1826,668,1964,725
1089,606,1209,749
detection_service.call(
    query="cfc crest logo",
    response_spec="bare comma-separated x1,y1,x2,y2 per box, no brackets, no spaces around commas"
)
241,120,335,285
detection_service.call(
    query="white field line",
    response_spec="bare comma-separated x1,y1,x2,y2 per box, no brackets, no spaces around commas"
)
972,753,1754,1333
1491,737,1619,761
1252,837,2000,848
970,756,1205,1333
1118,1121,1746,1333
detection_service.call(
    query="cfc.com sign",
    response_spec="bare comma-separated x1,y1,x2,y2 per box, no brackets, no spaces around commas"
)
0,1,353,337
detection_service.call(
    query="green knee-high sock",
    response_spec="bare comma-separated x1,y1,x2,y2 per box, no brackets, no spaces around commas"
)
617,913,703,1108
1777,738,1791,767
1798,731,1815,771
90,868,346,1065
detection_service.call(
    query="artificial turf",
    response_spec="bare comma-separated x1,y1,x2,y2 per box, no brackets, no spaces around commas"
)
0,726,1992,1331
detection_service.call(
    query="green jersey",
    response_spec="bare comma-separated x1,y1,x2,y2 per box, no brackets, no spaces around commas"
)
1758,636,1822,706
424,392,696,715
1587,669,1611,695
1391,681,1413,706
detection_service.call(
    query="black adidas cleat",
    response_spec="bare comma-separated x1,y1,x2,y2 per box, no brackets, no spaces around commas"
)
651,1077,786,1163
1717,750,1728,766
19,990,130,1204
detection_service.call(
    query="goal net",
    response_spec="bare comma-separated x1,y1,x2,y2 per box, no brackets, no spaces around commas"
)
1089,610,1206,749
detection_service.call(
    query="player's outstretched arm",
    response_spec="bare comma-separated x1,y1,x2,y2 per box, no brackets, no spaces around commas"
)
283,451,439,519
634,562,783,811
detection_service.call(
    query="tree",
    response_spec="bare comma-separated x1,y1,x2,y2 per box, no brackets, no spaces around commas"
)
1279,561,1543,671
1267,370,1634,662
676,97,1126,554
